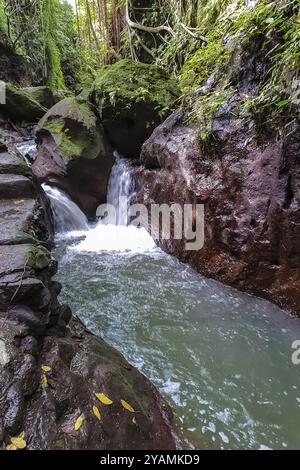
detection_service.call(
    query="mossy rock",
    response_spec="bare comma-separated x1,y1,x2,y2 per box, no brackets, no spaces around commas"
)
28,244,51,271
90,59,180,158
0,83,47,122
37,96,105,163
22,86,65,109
34,96,114,218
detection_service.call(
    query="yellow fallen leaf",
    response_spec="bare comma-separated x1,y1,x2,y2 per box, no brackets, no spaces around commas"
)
132,417,137,425
92,405,101,421
10,434,26,449
41,365,52,373
42,374,48,389
74,414,84,431
120,399,135,413
6,443,17,451
95,392,113,405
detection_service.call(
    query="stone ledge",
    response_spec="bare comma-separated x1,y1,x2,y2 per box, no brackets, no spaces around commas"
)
0,198,36,245
0,174,34,199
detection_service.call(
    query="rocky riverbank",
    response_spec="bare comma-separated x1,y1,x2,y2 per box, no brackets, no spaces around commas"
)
0,124,175,450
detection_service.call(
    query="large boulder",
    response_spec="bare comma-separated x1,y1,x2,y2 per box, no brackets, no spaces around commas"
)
0,83,47,122
134,107,300,315
33,96,114,218
90,59,179,158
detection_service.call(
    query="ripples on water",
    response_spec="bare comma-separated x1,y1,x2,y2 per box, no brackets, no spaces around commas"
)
54,228,300,450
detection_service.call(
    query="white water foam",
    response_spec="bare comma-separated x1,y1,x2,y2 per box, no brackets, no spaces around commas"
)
44,155,156,254
74,155,156,253
73,223,155,253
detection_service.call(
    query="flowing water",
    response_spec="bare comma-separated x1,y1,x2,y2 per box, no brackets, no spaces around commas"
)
43,158,300,450
43,184,89,233
16,139,38,165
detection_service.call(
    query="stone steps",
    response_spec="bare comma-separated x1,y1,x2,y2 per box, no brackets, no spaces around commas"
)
0,150,49,311
0,151,30,175
0,198,36,245
0,173,34,199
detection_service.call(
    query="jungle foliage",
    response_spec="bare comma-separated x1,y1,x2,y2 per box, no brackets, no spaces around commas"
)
1,1,299,132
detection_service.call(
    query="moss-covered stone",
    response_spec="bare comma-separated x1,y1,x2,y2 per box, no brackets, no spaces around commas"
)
28,244,51,271
33,96,114,218
90,59,180,158
22,86,65,109
37,96,105,163
0,83,47,122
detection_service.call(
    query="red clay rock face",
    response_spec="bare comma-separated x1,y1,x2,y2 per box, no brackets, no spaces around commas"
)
133,110,300,315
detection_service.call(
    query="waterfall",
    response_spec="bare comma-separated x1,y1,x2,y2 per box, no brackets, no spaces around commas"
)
73,156,155,253
14,137,88,234
106,153,133,226
43,184,89,233
16,139,38,165
41,155,155,252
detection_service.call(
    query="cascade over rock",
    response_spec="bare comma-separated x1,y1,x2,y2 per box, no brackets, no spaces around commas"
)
90,59,180,158
33,96,114,218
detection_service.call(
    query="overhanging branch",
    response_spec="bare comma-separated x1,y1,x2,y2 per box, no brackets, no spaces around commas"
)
125,1,174,36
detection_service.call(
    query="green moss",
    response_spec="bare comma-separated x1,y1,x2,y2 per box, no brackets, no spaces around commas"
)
0,0,6,34
179,0,300,134
38,97,103,162
42,117,97,162
192,86,235,139
22,86,66,109
180,38,232,95
234,0,300,127
46,36,65,91
28,245,51,271
92,59,179,118
90,59,180,157
0,83,47,122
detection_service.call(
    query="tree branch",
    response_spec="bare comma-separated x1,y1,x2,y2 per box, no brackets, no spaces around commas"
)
179,22,208,43
132,31,155,60
125,1,174,36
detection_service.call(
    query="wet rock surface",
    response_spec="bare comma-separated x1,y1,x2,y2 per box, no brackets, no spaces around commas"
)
0,151,30,175
134,110,300,315
0,127,175,450
0,174,34,199
0,199,37,245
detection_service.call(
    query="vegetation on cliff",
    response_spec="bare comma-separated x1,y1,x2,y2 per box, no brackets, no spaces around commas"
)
177,0,300,137
1,1,298,138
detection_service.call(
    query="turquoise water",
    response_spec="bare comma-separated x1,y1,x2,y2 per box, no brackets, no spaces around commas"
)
54,231,300,450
